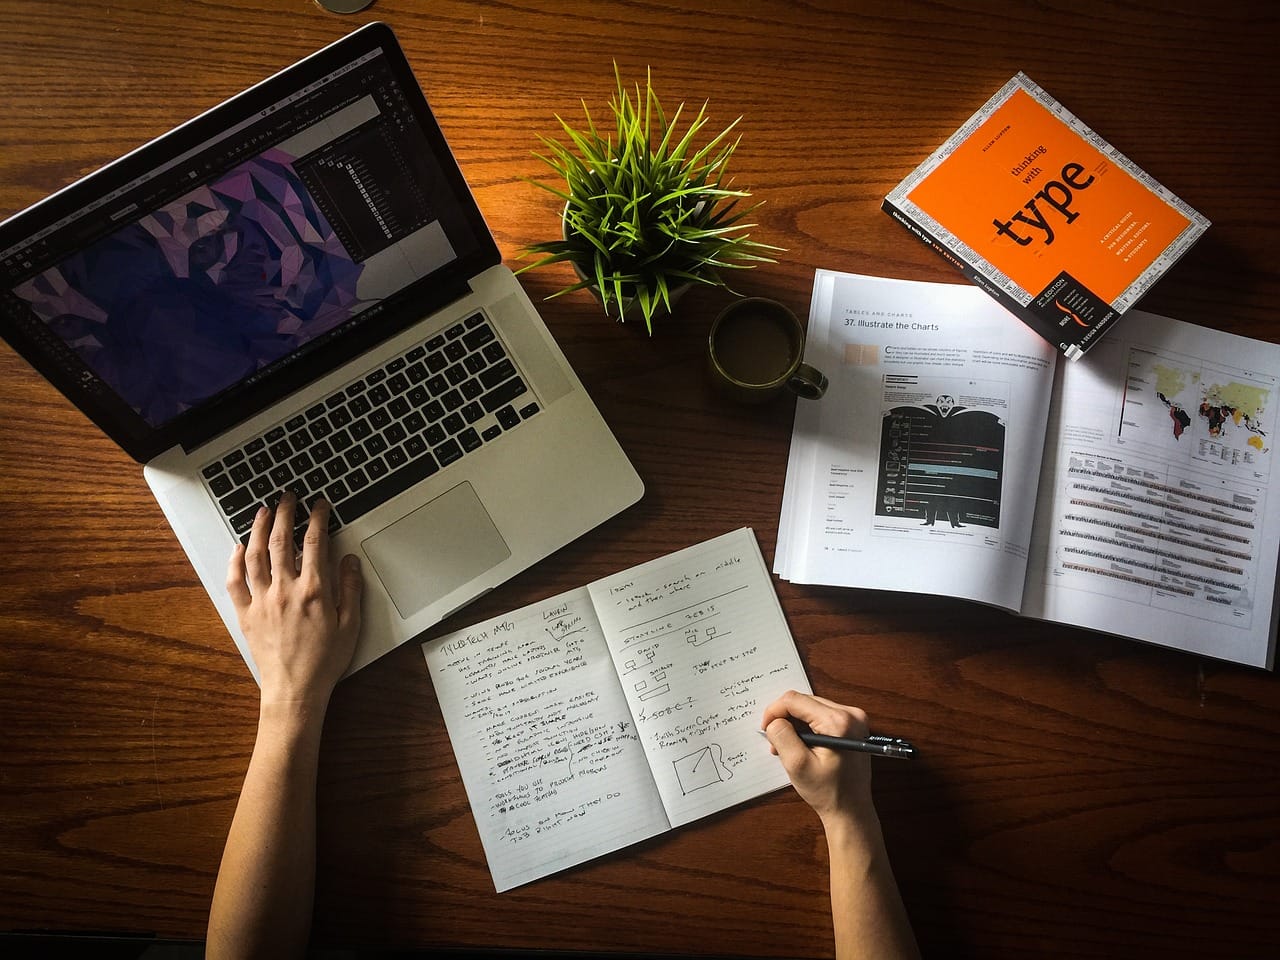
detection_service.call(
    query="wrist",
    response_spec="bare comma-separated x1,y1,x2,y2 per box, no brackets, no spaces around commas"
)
820,801,888,863
256,697,330,749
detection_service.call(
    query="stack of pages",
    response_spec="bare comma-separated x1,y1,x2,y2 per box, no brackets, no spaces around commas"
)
776,269,1280,669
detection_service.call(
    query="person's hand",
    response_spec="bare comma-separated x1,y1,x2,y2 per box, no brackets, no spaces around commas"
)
764,692,921,958
225,492,363,708
762,690,876,830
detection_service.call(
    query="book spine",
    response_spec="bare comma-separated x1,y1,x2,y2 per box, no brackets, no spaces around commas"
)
881,198,1094,359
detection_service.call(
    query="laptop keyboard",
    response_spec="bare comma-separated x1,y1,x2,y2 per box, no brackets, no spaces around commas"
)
200,311,539,546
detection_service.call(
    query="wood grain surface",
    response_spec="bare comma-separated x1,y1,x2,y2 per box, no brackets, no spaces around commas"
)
1,1,1278,957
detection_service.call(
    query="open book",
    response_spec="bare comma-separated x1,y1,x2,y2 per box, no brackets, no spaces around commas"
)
422,527,811,891
777,270,1280,669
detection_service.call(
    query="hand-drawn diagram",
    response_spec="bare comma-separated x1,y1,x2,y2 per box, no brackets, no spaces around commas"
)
617,585,748,649
673,743,731,795
632,673,670,701
622,646,656,674
684,624,728,647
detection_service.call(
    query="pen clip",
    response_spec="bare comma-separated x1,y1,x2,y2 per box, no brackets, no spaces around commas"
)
866,734,911,747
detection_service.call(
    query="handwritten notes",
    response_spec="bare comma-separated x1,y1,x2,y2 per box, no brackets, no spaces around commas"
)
422,528,811,891
426,588,667,891
589,531,812,827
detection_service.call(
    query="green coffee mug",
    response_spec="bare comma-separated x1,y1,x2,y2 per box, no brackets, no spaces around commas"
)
708,297,828,403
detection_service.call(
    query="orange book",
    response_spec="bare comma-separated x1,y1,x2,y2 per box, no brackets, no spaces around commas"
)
883,74,1209,359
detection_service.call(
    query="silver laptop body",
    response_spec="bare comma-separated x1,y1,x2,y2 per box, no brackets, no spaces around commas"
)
0,23,643,678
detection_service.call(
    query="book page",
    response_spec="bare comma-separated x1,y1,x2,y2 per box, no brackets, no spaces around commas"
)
776,270,1059,612
588,528,811,827
422,588,669,892
1023,310,1280,668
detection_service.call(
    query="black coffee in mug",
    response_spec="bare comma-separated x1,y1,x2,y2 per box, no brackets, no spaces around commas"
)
712,307,798,385
708,297,828,403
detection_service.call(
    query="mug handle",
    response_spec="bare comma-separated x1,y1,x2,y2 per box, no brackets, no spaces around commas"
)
787,363,828,400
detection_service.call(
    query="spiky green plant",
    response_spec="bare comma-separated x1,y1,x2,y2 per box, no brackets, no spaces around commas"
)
517,66,781,334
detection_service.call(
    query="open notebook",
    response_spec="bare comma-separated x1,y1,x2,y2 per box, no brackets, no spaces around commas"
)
422,528,811,891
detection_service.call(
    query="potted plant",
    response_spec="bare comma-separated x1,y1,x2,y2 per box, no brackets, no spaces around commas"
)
517,66,780,334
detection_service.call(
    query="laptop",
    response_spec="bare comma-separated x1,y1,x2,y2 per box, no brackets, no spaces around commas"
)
0,22,643,679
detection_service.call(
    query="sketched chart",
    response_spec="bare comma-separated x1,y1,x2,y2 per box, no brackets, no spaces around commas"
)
632,671,670,702
622,646,668,700
621,592,742,703
624,599,737,701
673,744,730,795
685,624,729,647
621,647,656,675
617,584,749,651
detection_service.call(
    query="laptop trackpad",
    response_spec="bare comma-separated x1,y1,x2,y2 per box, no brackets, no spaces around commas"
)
362,481,511,620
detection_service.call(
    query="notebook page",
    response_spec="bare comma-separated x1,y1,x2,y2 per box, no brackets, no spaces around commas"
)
423,587,669,892
588,528,812,828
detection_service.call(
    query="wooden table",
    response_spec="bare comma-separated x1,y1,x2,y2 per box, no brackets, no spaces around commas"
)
2,1,1277,956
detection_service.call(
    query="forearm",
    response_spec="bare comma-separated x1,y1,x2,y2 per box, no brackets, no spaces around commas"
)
207,701,328,960
823,809,921,960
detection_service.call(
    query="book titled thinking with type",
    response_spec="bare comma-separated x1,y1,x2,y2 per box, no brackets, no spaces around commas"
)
421,528,811,891
883,73,1209,359
777,270,1280,669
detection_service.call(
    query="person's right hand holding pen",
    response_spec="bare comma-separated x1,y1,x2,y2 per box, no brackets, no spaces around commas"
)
762,690,921,960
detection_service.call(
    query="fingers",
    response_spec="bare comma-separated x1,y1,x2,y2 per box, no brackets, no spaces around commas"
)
298,499,332,580
235,494,331,598
267,492,299,579
242,505,273,594
764,714,809,767
232,494,360,624
762,690,870,739
301,504,365,636
225,542,252,613
761,689,822,731
336,554,364,633
808,694,870,737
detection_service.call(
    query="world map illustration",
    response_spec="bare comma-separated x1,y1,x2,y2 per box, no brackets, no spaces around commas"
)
1152,362,1270,452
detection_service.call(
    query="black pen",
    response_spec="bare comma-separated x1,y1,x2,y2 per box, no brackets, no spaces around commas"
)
798,731,917,759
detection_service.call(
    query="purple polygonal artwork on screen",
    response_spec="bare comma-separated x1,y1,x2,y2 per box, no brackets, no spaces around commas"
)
14,148,366,427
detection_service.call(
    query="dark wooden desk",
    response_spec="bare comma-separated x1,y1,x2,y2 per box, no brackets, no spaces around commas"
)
2,1,1277,957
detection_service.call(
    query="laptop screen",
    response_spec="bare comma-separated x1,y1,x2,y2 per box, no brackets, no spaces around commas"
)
0,23,497,461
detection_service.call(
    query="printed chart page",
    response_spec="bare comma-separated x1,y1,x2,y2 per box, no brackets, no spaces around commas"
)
588,528,811,827
423,588,669,892
777,270,1059,612
1024,309,1280,667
